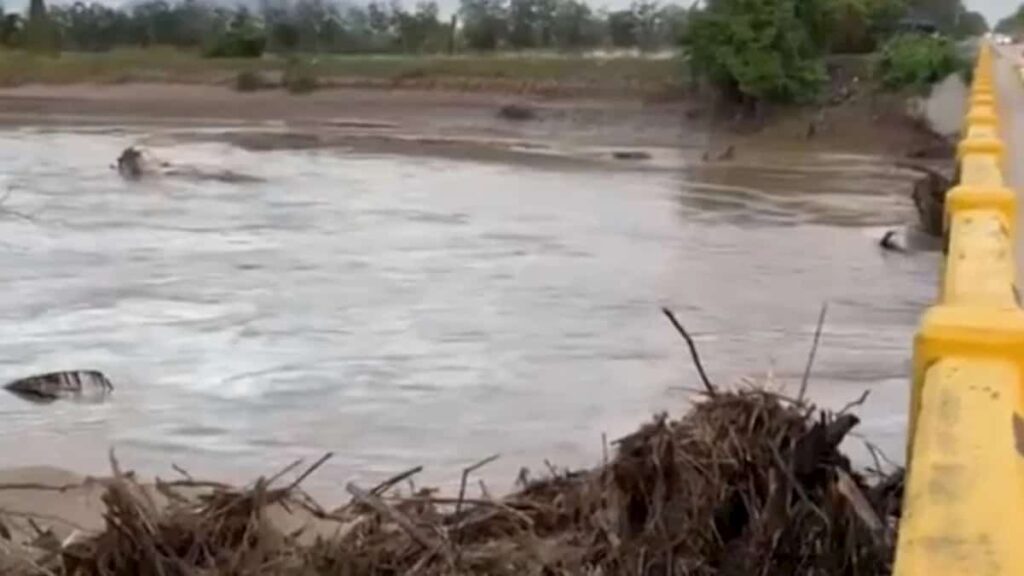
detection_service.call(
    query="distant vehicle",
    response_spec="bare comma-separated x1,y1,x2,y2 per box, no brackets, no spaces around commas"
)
993,34,1013,46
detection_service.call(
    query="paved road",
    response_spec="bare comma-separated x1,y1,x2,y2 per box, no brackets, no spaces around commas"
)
994,46,1024,282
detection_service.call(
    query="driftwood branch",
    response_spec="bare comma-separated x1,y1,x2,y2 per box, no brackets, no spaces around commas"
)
768,444,830,529
661,307,717,396
798,302,828,402
836,469,888,546
0,482,86,493
838,390,871,415
0,508,91,532
171,463,194,481
284,452,333,492
456,454,500,518
346,483,440,551
265,458,305,488
371,466,424,497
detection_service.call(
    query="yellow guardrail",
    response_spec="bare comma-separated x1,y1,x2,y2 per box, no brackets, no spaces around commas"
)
894,44,1024,575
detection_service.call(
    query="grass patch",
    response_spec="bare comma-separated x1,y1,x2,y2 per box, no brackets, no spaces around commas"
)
0,48,685,96
307,53,681,83
0,47,258,85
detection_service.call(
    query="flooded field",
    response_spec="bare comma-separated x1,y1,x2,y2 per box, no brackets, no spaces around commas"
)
0,127,935,497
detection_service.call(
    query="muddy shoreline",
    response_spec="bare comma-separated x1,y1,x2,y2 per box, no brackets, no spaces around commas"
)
0,84,944,164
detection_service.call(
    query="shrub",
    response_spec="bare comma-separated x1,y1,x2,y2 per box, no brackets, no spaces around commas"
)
877,34,963,91
234,70,273,92
283,59,318,94
204,29,266,59
684,0,828,105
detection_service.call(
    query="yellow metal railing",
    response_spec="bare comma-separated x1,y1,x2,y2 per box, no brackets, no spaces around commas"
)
894,44,1024,575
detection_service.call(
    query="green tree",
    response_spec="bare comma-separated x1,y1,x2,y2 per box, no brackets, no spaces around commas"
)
607,8,637,47
532,0,556,45
366,1,393,38
877,33,961,90
392,2,444,52
995,5,1024,34
507,0,537,48
863,0,906,41
797,0,834,50
460,0,506,50
0,7,21,47
337,6,378,52
129,0,224,48
551,0,598,49
203,7,265,57
905,0,961,34
24,0,59,54
828,0,874,53
270,20,300,51
316,12,344,50
179,0,221,47
606,2,686,50
293,0,334,51
631,0,660,51
54,2,128,51
260,0,299,52
954,10,987,37
684,0,827,105
656,4,688,47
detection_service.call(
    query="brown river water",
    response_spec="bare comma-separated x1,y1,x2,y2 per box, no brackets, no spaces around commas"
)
0,127,935,497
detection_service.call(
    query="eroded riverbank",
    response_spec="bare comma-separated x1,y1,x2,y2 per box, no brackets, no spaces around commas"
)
0,83,946,160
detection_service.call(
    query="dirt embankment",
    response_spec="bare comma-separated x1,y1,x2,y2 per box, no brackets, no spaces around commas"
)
0,82,948,165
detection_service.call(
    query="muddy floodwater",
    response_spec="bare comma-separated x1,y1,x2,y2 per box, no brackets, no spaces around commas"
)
0,127,935,497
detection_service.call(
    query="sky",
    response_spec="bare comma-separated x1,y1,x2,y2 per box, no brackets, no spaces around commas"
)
969,0,1011,27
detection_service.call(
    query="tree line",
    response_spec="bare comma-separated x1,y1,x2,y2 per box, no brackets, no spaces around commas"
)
0,0,993,106
996,4,1024,34
0,0,994,57
0,0,690,55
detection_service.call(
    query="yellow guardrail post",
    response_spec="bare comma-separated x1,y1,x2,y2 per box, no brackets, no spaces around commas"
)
894,43,1024,575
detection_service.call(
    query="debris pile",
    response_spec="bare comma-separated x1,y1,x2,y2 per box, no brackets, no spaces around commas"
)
0,388,903,576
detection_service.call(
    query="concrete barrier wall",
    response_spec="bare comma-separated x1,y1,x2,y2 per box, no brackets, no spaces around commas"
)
894,44,1024,575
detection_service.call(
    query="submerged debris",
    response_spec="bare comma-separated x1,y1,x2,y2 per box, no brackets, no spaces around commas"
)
612,150,653,161
116,147,145,180
701,145,736,162
878,226,943,253
0,388,902,575
879,160,952,252
113,146,264,183
497,103,537,121
3,370,113,403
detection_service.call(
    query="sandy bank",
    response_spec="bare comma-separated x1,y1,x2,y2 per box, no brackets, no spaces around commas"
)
0,465,338,547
